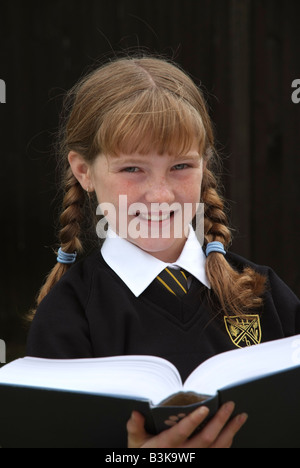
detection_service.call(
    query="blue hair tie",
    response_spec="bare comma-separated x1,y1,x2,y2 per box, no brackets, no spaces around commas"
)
206,241,226,257
57,248,77,265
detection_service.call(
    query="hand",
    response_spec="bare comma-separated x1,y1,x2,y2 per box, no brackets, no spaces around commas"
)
127,402,248,448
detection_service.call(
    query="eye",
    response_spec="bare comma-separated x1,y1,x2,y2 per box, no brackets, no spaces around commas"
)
172,163,189,171
122,167,140,173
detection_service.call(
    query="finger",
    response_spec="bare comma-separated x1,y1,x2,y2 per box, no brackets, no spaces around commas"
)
157,406,210,447
186,401,236,448
127,411,151,448
211,413,248,448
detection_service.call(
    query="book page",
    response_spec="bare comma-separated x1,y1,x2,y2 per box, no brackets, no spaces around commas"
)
183,335,300,395
0,355,182,405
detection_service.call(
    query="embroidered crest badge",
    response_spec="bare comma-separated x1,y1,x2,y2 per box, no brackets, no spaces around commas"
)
224,315,262,348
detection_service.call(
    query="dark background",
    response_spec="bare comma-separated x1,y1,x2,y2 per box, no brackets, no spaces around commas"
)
0,0,299,363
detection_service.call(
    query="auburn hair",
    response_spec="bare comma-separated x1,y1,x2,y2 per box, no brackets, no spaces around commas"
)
32,55,266,318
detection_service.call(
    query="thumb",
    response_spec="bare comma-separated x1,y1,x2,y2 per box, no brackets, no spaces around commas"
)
127,411,151,448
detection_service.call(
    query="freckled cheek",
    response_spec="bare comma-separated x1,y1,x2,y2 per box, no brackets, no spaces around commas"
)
178,178,202,203
118,180,144,205
95,175,201,209
97,179,142,213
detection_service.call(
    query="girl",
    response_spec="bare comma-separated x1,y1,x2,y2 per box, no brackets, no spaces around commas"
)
27,56,300,448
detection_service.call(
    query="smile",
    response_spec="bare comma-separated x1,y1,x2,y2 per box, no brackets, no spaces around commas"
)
135,211,175,222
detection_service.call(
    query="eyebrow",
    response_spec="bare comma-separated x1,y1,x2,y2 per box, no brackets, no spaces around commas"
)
178,152,201,159
112,152,201,164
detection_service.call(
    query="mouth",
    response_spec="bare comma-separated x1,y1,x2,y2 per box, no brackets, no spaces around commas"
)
134,211,175,222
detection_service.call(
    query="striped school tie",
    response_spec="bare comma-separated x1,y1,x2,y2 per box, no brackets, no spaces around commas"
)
156,267,188,298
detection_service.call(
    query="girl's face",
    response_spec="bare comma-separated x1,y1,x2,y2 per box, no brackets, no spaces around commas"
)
90,145,204,263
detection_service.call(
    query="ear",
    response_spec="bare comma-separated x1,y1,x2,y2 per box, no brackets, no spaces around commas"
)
68,151,94,192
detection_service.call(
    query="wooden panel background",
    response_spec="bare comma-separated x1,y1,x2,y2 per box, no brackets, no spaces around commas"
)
0,0,299,361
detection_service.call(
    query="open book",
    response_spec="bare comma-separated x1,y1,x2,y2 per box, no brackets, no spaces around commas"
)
0,335,300,448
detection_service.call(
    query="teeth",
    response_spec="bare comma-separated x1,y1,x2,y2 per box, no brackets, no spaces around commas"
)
138,213,171,222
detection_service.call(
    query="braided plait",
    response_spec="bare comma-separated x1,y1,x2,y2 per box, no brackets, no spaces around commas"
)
59,167,84,254
202,166,266,317
33,167,85,310
202,168,232,247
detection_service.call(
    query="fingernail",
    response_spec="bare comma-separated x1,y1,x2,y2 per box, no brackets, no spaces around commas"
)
196,406,210,418
223,401,235,413
237,413,248,425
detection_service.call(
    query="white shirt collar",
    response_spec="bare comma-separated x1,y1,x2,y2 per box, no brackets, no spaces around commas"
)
101,226,210,297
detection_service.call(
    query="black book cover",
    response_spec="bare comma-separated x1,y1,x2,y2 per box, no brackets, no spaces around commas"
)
0,365,299,448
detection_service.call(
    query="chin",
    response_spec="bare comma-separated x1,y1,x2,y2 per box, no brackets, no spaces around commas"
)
129,236,187,262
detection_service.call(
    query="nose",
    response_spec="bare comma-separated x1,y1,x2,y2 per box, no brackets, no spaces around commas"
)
144,177,176,204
